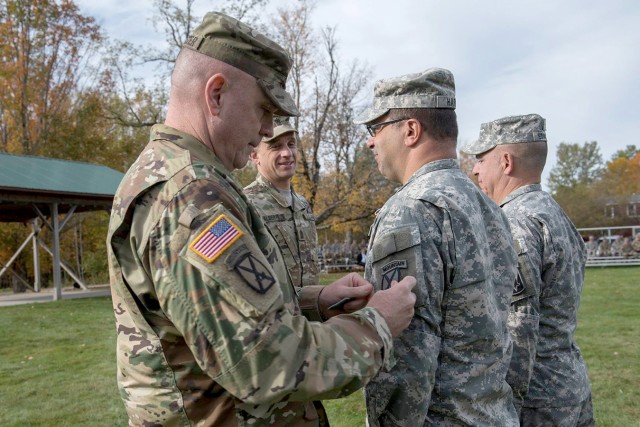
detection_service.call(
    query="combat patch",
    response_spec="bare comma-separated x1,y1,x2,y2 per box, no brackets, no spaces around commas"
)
232,253,276,294
513,271,526,296
512,237,538,304
369,224,422,293
381,259,407,290
189,214,243,262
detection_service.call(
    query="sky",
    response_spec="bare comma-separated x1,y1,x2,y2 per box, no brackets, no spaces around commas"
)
75,0,640,186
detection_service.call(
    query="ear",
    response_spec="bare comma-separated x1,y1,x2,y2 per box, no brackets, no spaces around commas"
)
404,118,423,147
249,147,259,165
205,73,227,117
502,151,514,175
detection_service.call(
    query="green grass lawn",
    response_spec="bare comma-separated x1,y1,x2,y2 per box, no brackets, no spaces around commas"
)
0,268,638,426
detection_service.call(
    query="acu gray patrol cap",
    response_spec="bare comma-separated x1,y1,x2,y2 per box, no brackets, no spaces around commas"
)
462,114,547,155
354,68,456,125
262,116,298,143
182,12,299,117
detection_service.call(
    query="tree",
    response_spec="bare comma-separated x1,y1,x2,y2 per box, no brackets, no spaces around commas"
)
270,0,395,241
145,0,267,66
99,0,268,132
552,183,601,228
591,154,640,226
548,141,604,193
320,144,397,235
0,0,103,155
610,144,639,162
602,155,640,197
0,0,114,290
551,145,640,228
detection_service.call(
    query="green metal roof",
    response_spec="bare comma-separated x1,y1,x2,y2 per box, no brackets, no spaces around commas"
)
0,153,125,222
0,152,123,196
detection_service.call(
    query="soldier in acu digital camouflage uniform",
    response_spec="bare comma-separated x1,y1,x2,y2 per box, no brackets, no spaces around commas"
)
463,114,595,426
106,11,419,427
245,117,320,288
354,68,518,426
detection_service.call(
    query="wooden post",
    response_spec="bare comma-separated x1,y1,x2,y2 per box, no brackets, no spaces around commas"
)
32,218,41,292
51,204,62,301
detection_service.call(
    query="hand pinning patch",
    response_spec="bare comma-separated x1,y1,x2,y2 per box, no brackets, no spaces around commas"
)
235,253,276,294
189,215,243,263
381,259,407,290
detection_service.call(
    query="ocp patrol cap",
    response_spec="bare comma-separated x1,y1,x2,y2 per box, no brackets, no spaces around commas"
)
354,68,456,125
462,114,547,155
182,12,299,117
262,116,298,143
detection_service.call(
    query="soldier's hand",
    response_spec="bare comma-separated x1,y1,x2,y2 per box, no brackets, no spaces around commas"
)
366,276,417,337
319,273,373,319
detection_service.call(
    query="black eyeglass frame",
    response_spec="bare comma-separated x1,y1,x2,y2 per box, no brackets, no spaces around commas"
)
365,118,409,137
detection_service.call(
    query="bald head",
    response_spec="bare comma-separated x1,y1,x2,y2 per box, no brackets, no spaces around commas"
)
472,140,547,203
502,140,547,180
170,49,248,103
165,49,259,140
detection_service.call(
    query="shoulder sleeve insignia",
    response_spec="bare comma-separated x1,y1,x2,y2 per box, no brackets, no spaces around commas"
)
189,214,243,263
513,271,526,296
381,259,408,290
234,253,276,294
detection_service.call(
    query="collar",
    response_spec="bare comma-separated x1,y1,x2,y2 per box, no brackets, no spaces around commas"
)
151,124,232,176
255,173,306,210
402,158,459,188
500,183,542,207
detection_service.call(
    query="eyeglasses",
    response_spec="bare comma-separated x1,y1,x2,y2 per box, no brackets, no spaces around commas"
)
365,118,409,137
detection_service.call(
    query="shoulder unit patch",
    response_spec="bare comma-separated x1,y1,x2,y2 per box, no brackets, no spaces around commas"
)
234,253,276,294
189,214,243,263
513,271,526,296
381,259,407,290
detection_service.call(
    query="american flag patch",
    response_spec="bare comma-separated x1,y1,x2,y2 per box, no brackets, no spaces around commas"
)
189,215,243,263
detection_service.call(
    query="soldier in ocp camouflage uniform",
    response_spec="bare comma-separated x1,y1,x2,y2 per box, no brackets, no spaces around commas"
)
354,68,519,426
106,12,419,427
463,114,595,426
245,117,320,288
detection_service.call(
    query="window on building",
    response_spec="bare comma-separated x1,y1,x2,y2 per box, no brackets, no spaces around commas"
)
605,206,616,218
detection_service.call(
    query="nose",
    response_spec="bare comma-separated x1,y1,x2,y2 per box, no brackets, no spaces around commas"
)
366,136,375,149
471,162,480,176
261,113,274,138
281,145,293,157
261,124,274,138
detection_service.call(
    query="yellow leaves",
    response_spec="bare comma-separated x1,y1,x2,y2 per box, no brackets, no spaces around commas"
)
0,0,103,156
602,157,640,198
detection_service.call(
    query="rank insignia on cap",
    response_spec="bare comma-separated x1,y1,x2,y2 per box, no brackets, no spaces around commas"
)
234,253,276,294
190,215,243,263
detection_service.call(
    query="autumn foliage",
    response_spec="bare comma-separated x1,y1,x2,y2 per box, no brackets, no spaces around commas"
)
0,1,637,289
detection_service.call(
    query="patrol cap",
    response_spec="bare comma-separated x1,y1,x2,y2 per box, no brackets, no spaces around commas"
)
182,12,299,117
354,68,456,125
462,114,547,155
262,116,298,143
